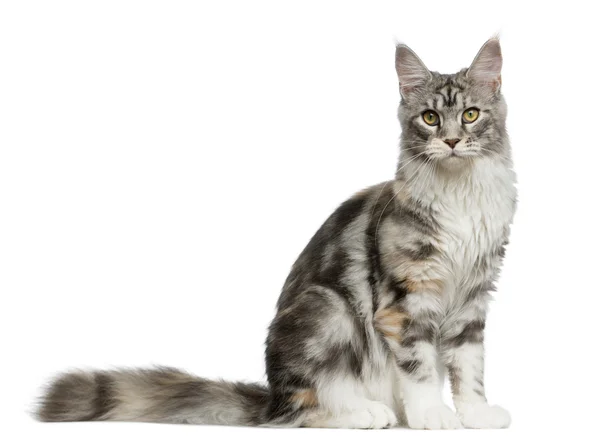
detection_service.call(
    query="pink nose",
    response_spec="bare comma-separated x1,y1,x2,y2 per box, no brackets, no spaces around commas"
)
444,139,460,149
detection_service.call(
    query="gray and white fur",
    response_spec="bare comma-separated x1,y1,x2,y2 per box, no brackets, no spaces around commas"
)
37,38,517,429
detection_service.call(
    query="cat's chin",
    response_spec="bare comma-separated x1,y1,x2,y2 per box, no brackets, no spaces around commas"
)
435,155,475,172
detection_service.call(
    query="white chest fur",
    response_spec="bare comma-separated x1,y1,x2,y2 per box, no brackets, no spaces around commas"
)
419,159,516,299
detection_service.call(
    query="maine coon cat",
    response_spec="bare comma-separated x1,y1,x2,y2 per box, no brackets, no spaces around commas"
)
37,38,516,430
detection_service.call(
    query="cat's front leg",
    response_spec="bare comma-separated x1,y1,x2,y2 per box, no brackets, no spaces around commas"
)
376,291,462,430
442,299,511,429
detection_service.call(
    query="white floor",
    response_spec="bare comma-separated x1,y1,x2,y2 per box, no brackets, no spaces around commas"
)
6,412,588,445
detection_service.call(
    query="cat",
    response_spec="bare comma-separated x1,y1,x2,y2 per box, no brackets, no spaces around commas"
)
37,38,516,430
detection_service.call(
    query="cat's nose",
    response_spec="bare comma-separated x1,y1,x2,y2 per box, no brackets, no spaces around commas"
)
443,139,461,149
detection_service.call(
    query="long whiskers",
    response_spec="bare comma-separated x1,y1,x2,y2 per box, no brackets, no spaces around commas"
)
395,152,426,175
478,146,512,163
374,157,434,243
371,152,428,228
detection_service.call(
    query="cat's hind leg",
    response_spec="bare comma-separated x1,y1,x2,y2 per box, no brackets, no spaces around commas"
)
266,286,398,429
301,375,398,429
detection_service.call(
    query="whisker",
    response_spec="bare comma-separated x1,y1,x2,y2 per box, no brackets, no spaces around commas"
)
395,154,425,178
369,180,393,221
479,146,512,162
375,158,433,242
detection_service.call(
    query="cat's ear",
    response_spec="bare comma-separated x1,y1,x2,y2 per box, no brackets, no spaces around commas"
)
467,38,503,93
395,44,431,99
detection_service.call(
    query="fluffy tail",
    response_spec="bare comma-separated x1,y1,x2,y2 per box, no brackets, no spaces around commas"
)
36,367,271,426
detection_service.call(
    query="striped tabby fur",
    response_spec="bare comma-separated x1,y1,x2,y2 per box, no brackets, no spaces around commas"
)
37,38,516,429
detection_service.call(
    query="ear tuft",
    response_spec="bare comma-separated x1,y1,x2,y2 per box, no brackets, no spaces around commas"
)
395,44,431,98
467,38,503,92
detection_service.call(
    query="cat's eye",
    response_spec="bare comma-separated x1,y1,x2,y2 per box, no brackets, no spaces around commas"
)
462,108,479,123
422,110,439,126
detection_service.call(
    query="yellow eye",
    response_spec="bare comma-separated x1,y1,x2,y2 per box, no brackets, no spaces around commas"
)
462,108,479,123
422,110,439,126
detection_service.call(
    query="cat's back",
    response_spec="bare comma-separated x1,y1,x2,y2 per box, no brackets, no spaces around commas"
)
276,181,395,310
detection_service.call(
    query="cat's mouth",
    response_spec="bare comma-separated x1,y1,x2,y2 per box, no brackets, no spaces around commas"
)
448,150,478,158
428,150,477,161
434,150,479,168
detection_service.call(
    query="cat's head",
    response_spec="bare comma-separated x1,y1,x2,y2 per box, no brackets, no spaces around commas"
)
395,38,508,170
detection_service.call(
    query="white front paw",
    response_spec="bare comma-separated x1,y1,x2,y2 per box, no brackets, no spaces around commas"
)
456,403,511,429
406,404,463,430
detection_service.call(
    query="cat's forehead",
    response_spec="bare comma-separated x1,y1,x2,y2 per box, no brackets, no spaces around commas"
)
401,69,491,112
425,71,471,109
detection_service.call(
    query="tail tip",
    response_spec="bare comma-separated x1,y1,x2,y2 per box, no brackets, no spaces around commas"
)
36,371,107,422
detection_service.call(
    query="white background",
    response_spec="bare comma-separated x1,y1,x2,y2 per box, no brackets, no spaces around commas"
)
1,1,599,443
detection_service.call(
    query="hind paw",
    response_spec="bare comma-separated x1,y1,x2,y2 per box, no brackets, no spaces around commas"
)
348,401,398,429
309,402,398,429
406,404,463,430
